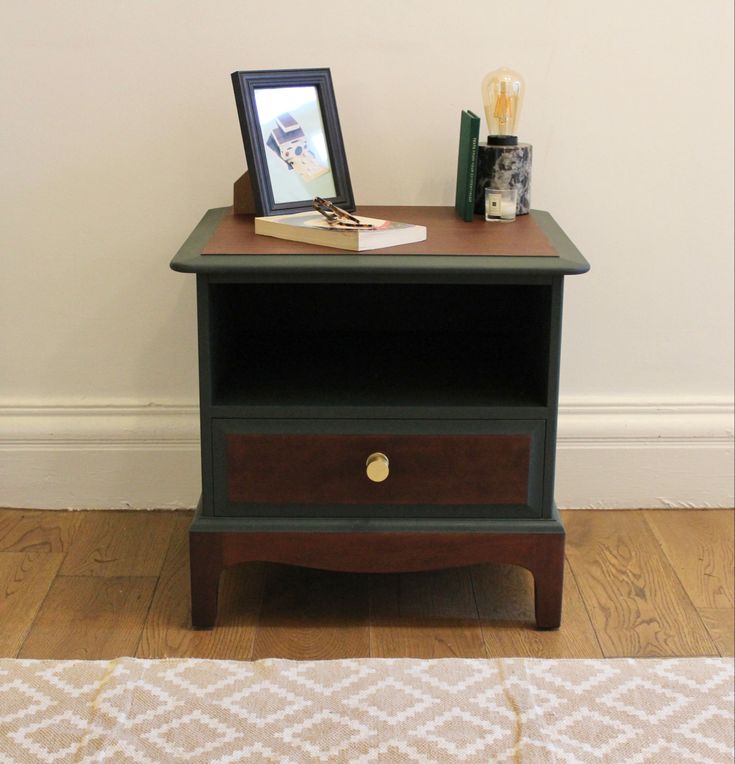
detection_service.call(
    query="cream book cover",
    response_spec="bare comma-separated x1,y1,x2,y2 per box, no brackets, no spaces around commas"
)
254,211,427,252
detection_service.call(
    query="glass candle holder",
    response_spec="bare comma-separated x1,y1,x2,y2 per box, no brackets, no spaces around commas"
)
485,188,517,222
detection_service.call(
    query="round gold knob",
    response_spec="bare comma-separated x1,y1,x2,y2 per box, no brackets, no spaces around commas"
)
366,452,389,482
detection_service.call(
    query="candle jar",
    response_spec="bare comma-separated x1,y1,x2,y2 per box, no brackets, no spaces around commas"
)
485,187,517,222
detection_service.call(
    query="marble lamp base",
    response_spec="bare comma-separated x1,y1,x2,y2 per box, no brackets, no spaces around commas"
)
474,142,532,216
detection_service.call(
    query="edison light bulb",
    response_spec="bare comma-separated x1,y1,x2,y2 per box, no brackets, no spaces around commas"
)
481,67,525,141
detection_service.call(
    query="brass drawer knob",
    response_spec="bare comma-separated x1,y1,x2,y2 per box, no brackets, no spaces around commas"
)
366,452,389,482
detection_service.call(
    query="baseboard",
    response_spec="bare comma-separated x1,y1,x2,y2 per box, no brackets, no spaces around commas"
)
0,404,200,510
0,399,732,509
555,399,734,508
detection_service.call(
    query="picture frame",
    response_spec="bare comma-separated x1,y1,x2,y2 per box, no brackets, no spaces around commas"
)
231,68,355,217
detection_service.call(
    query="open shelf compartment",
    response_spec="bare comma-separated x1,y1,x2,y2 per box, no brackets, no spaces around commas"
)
207,282,552,409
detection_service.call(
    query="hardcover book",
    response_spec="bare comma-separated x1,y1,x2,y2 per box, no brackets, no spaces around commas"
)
454,110,480,222
254,212,427,252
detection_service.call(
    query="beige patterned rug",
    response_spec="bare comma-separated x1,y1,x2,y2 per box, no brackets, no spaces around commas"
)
1,657,732,763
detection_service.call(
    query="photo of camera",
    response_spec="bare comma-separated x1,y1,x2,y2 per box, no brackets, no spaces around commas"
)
265,112,329,183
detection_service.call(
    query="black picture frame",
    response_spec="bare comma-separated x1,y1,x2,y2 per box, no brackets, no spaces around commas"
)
231,68,355,217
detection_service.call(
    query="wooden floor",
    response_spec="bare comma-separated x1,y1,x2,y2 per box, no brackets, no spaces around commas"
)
0,508,732,661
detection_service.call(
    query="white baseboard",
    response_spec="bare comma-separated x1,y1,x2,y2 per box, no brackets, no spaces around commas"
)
0,405,201,510
555,399,734,508
0,399,732,510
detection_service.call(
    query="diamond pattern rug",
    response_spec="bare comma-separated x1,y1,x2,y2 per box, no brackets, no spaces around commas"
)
1,657,732,763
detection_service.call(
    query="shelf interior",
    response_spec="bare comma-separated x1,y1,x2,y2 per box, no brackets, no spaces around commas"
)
208,283,552,409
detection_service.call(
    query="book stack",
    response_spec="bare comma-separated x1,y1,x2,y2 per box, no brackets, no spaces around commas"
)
454,110,480,222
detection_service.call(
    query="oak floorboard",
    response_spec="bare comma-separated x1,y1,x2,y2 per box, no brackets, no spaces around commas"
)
18,576,157,659
564,510,718,657
644,509,734,658
644,509,734,608
137,514,265,659
0,552,63,657
59,510,175,578
699,607,735,657
252,565,370,660
0,509,80,553
471,560,603,658
369,569,487,658
8,508,733,659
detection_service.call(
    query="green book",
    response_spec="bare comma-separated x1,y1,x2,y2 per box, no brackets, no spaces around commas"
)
454,110,480,222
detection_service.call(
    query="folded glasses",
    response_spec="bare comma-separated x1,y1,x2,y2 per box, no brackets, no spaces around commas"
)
313,197,374,228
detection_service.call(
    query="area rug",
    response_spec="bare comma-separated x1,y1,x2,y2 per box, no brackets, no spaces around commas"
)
1,657,732,763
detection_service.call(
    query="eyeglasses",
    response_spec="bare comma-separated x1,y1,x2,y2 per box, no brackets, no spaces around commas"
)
313,197,374,228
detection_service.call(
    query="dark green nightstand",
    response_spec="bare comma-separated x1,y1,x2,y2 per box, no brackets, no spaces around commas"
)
171,206,589,629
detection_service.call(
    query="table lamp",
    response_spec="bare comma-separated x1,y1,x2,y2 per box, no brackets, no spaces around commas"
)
475,67,532,215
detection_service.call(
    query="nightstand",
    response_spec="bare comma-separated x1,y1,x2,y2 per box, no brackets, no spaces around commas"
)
170,206,589,629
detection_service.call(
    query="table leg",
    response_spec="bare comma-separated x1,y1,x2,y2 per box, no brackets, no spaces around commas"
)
528,533,565,629
189,531,223,629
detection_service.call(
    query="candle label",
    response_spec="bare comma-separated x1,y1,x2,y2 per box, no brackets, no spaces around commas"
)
486,192,502,218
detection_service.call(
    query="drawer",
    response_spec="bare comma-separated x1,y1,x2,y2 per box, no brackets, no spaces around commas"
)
211,419,545,519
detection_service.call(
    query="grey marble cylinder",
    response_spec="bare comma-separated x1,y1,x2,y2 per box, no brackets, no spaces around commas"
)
474,143,532,216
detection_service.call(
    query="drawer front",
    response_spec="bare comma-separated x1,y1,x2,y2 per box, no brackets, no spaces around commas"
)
212,419,545,518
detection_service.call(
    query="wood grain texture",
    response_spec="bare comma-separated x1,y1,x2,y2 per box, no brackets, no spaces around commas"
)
0,509,79,553
252,565,370,660
564,511,718,657
19,576,157,659
369,569,488,658
201,207,557,257
644,509,734,658
5,509,732,659
226,433,531,505
644,509,734,608
699,608,735,657
0,552,63,657
138,515,264,659
60,511,175,577
471,560,603,658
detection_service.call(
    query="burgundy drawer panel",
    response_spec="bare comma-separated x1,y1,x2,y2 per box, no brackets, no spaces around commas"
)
225,432,532,506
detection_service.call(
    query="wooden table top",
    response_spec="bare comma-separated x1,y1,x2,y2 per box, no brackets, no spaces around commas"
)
171,206,590,279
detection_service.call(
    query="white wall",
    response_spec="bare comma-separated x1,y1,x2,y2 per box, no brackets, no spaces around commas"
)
1,0,732,508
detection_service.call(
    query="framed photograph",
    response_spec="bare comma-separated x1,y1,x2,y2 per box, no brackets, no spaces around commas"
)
231,68,355,217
